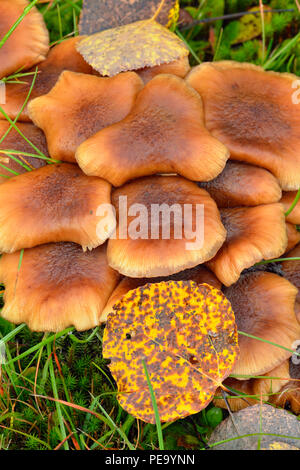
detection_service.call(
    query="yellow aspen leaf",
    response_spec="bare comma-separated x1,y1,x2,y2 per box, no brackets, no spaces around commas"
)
79,0,178,35
103,280,239,423
76,20,189,77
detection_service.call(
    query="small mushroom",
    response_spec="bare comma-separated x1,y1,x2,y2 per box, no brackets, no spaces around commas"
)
75,74,229,186
281,244,300,304
0,242,120,331
2,37,93,122
101,265,221,322
280,191,300,224
136,56,191,84
285,223,300,254
0,120,49,183
207,204,287,286
270,357,300,415
0,0,49,79
198,161,282,207
108,175,226,277
186,61,300,190
214,361,290,412
223,271,300,377
28,70,143,162
0,163,115,252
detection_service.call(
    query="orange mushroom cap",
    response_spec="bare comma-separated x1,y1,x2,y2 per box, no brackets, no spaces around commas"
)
28,70,144,162
0,0,49,79
198,161,282,208
136,56,191,84
285,223,300,254
214,361,290,412
186,61,300,190
223,271,300,377
107,175,226,277
75,74,229,186
207,204,287,286
0,242,120,331
0,163,115,252
0,120,48,183
281,244,300,303
101,265,221,322
1,37,94,122
280,191,300,224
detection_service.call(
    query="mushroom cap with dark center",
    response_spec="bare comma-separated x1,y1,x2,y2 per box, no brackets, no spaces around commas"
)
281,244,300,303
28,70,144,162
280,191,300,224
223,271,300,377
0,163,115,252
108,175,226,277
207,204,287,286
198,161,282,208
0,121,48,183
0,0,49,79
101,265,221,321
75,74,229,186
0,242,120,331
1,37,94,122
136,56,191,84
186,61,300,190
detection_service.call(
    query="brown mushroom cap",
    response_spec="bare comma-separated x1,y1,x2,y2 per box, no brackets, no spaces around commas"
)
223,272,300,377
0,163,115,252
101,265,221,322
214,361,290,412
0,120,49,183
281,244,300,303
136,56,191,84
75,74,229,186
1,37,93,122
0,0,49,79
207,204,287,286
198,161,282,208
108,175,226,277
285,223,300,254
28,70,144,162
186,61,300,190
0,242,120,331
280,191,300,224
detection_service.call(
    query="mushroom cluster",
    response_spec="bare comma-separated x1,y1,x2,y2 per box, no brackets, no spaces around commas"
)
0,0,300,415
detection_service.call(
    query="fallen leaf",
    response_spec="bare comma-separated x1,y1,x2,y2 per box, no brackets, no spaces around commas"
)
79,0,178,35
77,19,188,76
233,5,272,45
103,280,239,423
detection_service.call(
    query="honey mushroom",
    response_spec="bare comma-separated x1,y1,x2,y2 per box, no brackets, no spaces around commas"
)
0,0,49,80
186,61,300,190
207,204,287,286
0,163,115,252
75,74,230,186
0,120,49,183
1,37,93,122
107,175,227,277
28,71,143,162
0,242,120,332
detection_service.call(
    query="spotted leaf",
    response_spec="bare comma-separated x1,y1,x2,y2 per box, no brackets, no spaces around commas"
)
103,280,239,423
76,19,189,76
